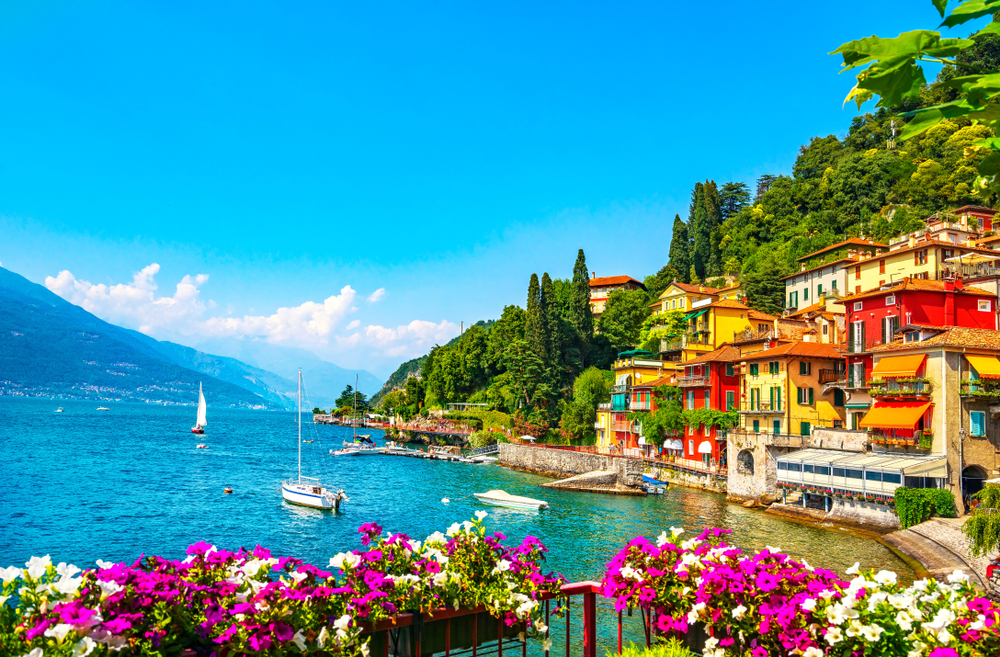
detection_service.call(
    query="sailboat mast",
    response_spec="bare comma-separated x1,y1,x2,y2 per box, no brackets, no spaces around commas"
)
353,374,357,440
297,370,302,482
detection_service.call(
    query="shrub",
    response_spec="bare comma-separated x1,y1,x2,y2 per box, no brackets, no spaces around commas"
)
894,486,957,529
612,640,695,657
467,430,497,449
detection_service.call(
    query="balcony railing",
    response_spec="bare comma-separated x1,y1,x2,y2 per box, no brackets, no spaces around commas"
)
677,374,710,387
739,401,777,414
611,422,631,432
818,368,845,384
960,379,1000,399
868,378,932,398
630,400,651,411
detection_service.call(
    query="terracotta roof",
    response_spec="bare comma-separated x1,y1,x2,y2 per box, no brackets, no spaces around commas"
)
715,283,741,293
797,238,888,263
884,238,1000,260
741,341,843,362
631,375,675,389
667,281,720,295
707,298,750,310
839,277,995,303
975,234,1000,246
748,309,778,322
781,255,859,280
684,344,741,365
872,326,1000,353
590,275,646,289
787,301,826,317
950,205,998,215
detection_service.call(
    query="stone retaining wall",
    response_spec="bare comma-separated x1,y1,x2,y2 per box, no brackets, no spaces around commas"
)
499,444,643,490
827,498,900,530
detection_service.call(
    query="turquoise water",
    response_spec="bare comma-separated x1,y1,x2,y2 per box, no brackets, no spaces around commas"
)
1,397,911,580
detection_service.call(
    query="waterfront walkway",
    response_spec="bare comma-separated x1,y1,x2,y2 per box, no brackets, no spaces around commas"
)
883,517,993,591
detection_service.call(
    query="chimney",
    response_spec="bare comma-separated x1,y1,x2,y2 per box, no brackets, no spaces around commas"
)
876,249,883,256
591,271,595,279
908,237,916,248
800,264,806,272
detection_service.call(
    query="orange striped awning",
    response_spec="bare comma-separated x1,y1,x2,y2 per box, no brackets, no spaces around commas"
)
871,354,926,378
966,355,1000,379
859,401,932,430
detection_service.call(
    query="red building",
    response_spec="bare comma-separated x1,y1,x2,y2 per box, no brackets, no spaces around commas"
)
588,275,646,319
675,345,741,468
839,278,998,428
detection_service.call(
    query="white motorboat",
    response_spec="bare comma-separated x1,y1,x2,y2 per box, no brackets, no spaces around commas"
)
55,408,63,413
282,371,348,511
473,489,549,510
330,446,361,457
97,407,110,411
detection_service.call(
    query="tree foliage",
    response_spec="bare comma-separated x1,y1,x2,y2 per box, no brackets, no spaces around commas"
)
597,288,650,354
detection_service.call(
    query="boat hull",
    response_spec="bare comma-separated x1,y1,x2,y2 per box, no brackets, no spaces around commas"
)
330,449,360,457
281,484,340,510
473,494,547,510
191,428,204,434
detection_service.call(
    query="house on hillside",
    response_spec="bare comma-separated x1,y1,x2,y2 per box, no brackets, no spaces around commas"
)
782,238,886,312
589,274,646,319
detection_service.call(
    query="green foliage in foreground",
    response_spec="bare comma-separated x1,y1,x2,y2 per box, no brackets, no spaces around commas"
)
963,483,1000,558
611,640,695,657
894,486,958,529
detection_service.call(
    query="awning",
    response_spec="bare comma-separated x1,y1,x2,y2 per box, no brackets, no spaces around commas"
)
871,354,926,378
859,401,932,430
967,355,1000,379
665,439,683,451
682,308,709,321
697,441,713,454
903,459,947,479
845,402,871,410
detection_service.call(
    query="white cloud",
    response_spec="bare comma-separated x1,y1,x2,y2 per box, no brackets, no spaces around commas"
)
367,288,385,303
346,319,361,330
45,264,210,335
201,286,357,344
358,319,460,358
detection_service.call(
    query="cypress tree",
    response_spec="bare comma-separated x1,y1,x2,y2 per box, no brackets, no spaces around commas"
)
703,181,723,277
541,272,561,371
667,215,690,285
525,273,548,365
570,249,594,363
690,182,710,282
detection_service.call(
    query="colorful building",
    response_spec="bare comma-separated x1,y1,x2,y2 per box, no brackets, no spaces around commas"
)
589,275,646,319
782,238,886,311
597,349,670,453
838,278,997,430
675,345,740,468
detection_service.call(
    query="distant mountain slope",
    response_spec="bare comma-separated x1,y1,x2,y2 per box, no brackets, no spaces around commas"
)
194,338,384,407
0,267,280,408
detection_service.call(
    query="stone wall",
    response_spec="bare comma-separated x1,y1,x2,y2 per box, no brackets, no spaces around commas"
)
499,444,644,490
644,464,726,493
826,498,900,530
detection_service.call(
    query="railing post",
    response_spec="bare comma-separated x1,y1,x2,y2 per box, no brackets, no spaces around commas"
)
582,589,596,657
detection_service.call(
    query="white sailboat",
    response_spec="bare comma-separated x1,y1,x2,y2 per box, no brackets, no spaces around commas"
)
282,370,347,510
192,382,207,434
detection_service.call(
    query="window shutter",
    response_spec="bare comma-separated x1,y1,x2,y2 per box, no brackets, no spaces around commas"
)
861,322,866,350
808,388,814,405
881,319,886,345
801,422,810,436
808,362,812,375
769,386,774,409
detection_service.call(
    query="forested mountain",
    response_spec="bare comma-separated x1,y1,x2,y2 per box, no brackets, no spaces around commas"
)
0,266,284,408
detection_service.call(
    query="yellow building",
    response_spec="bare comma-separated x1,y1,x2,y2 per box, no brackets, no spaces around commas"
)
738,341,847,437
852,238,1000,296
649,281,720,317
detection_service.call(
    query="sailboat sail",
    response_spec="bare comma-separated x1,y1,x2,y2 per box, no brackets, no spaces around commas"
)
196,383,207,427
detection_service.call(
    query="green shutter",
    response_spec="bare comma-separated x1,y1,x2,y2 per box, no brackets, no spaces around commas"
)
808,388,814,405
753,420,759,433
769,386,774,409
801,422,811,436
773,419,781,434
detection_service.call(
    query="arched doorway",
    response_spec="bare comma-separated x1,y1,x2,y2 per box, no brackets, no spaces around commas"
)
962,465,988,505
737,450,754,476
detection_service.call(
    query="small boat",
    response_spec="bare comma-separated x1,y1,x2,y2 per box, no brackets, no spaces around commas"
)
303,440,314,443
282,371,348,510
224,487,233,494
473,489,549,510
330,447,360,457
197,444,208,449
55,408,64,413
192,382,207,434
97,407,110,411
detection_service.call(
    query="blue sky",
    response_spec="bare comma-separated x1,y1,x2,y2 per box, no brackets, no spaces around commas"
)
0,1,980,377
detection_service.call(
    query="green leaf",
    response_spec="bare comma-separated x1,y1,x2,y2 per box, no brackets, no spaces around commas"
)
973,21,1000,37
977,151,1000,176
831,30,947,70
933,0,950,17
942,0,1000,27
973,137,1000,149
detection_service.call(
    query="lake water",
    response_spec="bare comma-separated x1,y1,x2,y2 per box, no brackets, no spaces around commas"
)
0,397,915,652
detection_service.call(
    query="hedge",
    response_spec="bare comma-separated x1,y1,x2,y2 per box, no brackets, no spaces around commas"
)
894,486,957,529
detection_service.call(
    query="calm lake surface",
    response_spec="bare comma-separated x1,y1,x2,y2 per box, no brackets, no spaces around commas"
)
1,397,912,581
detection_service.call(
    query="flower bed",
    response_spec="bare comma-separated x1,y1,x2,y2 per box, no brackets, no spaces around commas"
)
0,513,563,657
602,527,1000,656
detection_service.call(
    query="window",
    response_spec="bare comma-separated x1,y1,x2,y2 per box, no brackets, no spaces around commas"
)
879,259,885,274
886,295,896,306
688,425,694,436
804,464,814,473
752,420,760,433
815,466,831,476
971,411,986,437
725,364,734,377
790,291,798,308
883,315,900,344
687,391,695,410
855,266,861,280
787,463,802,472
726,391,735,411
822,323,829,336
906,331,919,343
778,462,787,470
704,389,710,407
688,439,694,453
797,388,814,405
854,301,863,311
800,422,811,436
856,285,861,294
773,419,781,435
845,468,862,479
817,283,823,296
799,361,812,375
834,389,845,406
915,250,927,266
773,387,782,411
883,472,901,484
769,361,779,374
980,299,992,312
804,288,809,301
832,279,837,290
749,363,759,376
865,470,882,481
833,468,845,477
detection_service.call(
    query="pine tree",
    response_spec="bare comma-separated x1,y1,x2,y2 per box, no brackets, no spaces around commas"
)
569,249,594,363
540,273,561,370
525,273,548,365
667,215,690,285
719,182,751,220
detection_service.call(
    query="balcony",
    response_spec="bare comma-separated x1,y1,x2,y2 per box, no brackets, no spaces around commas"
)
611,422,632,432
597,403,612,411
677,374,710,387
818,368,845,384
630,400,651,410
960,379,1000,399
868,377,932,398
739,401,779,414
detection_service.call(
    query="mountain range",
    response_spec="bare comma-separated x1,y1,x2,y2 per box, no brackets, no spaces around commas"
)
0,266,382,410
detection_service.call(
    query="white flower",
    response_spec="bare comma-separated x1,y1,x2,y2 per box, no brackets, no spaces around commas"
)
45,623,73,643
873,570,897,586
329,552,361,570
95,560,114,569
0,566,22,584
475,510,488,521
432,572,448,586
292,630,307,651
860,625,884,642
924,607,956,631
656,531,669,547
911,578,929,592
801,598,816,612
96,580,123,599
936,628,953,644
242,559,265,577
543,639,553,652
895,610,913,631
497,560,511,572
317,626,330,649
803,648,823,657
680,538,700,551
56,563,81,579
534,619,548,632
70,637,96,657
26,556,52,579
53,576,84,596
765,545,782,553
463,520,474,531
824,626,842,645
845,562,860,575
819,589,837,600
446,523,462,537
670,526,685,537
21,650,43,657
426,531,446,544
334,614,352,640
360,641,370,657
289,571,308,583
946,569,970,584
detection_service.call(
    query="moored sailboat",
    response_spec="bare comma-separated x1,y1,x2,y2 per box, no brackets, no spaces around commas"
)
191,382,207,434
282,370,348,510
